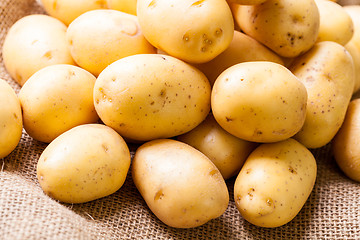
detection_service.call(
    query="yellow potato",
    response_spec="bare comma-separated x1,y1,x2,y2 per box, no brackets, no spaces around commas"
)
232,0,320,58
19,64,99,143
211,61,307,143
194,30,284,86
132,139,229,228
315,0,354,45
66,9,156,76
332,99,360,182
290,41,355,149
345,41,360,93
137,0,234,63
0,80,22,158
39,0,107,25
94,54,211,142
177,114,258,180
234,138,317,228
2,14,75,86
107,0,137,15
37,124,131,203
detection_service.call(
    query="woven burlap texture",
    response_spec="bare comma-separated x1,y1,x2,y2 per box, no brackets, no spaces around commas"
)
1,1,359,239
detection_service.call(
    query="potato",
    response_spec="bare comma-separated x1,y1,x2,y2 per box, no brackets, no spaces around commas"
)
37,124,131,203
107,0,137,15
94,54,211,142
132,139,229,228
290,41,355,149
0,80,22,158
227,0,267,4
2,14,75,86
315,0,354,45
194,30,284,86
232,0,320,58
177,114,258,180
66,9,156,76
332,99,360,182
211,61,307,143
343,5,360,48
39,0,107,25
137,0,234,63
19,64,99,143
345,41,360,93
234,138,317,228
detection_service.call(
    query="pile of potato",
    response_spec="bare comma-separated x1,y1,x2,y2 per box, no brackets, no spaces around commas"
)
1,0,360,229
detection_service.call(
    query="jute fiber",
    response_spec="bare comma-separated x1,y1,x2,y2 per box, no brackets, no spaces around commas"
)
0,1,359,239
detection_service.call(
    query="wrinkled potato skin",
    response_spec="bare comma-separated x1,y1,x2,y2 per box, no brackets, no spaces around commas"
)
332,99,360,182
137,0,234,63
94,54,211,142
67,10,156,76
19,64,99,143
177,114,258,180
40,0,107,25
195,31,284,86
315,0,354,45
0,80,22,158
132,139,229,228
107,0,137,15
37,124,131,203
234,138,317,228
233,0,320,58
2,14,75,86
211,61,307,143
291,41,355,149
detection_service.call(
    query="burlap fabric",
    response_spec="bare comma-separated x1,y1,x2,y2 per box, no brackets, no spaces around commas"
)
0,0,359,239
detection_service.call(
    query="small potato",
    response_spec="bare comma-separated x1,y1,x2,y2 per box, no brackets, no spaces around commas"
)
177,114,258,180
37,124,131,203
67,9,156,76
137,0,234,63
194,30,284,86
234,138,317,228
290,41,355,149
19,64,99,143
2,14,75,86
94,54,211,142
315,0,354,45
232,0,320,58
211,61,307,143
332,99,360,182
40,0,107,25
132,139,229,228
0,80,22,158
107,0,137,15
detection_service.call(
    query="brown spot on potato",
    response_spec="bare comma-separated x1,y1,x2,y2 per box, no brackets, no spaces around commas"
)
248,188,255,197
191,0,205,7
154,189,164,201
209,169,218,176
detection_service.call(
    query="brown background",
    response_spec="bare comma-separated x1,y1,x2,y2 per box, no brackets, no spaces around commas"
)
1,0,359,239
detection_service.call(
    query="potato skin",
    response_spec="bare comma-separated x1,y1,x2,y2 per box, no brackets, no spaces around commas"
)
137,0,234,63
94,54,211,142
177,114,258,180
0,80,23,158
107,0,137,15
233,0,320,58
40,0,107,25
37,124,131,203
211,61,307,143
234,138,317,228
19,64,99,143
332,99,360,182
315,0,354,45
66,9,156,76
194,30,284,86
291,41,355,149
2,14,75,86
132,139,229,228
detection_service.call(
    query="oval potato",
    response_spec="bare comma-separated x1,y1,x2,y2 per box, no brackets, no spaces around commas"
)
234,138,317,228
94,54,211,142
0,80,22,158
37,124,131,203
132,139,229,228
